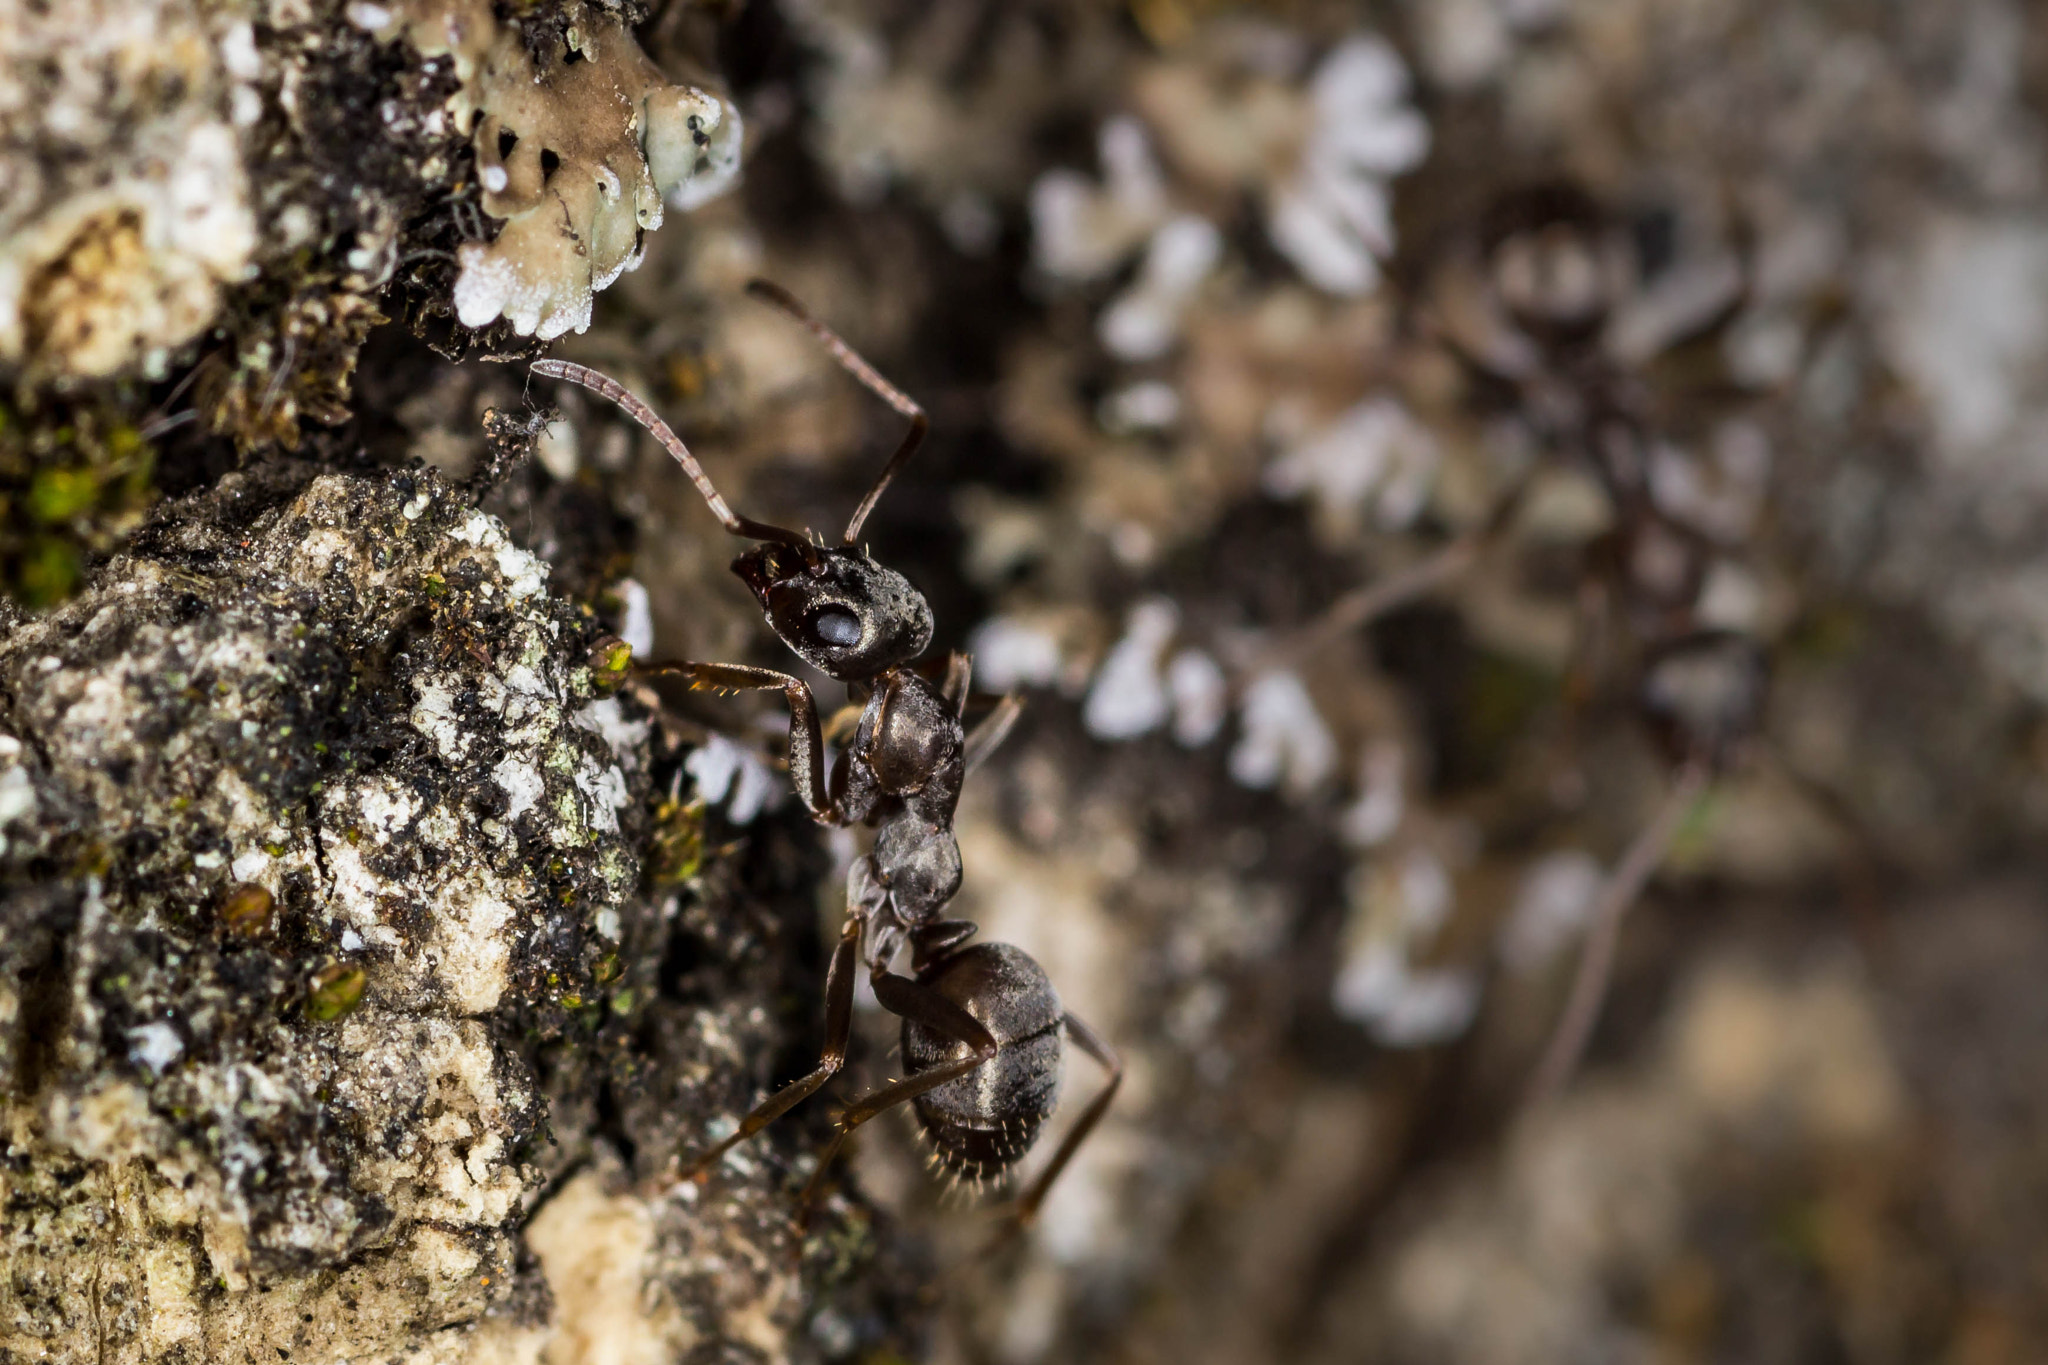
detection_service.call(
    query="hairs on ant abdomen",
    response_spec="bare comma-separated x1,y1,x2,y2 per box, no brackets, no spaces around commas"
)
532,279,1119,1227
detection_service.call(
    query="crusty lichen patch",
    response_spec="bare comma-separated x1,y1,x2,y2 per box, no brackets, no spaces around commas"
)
0,461,644,1361
0,0,261,379
0,448,917,1360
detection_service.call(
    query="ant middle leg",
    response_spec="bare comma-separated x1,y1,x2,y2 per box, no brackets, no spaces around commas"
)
962,694,1024,777
945,647,1025,776
639,659,836,823
673,910,865,1182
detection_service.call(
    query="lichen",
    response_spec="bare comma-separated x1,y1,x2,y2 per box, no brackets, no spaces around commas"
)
351,0,743,341
0,0,262,379
0,458,640,1359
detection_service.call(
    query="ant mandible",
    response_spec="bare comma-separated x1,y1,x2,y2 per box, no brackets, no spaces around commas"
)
532,280,1121,1227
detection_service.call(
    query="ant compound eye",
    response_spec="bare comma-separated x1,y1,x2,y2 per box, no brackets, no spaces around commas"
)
810,608,862,647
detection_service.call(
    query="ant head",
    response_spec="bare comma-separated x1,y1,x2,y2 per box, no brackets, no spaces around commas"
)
732,542,933,680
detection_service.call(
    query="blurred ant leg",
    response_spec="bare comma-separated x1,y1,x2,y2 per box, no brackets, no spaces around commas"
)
1283,475,1534,671
638,660,835,823
1010,1011,1121,1226
941,651,972,715
743,278,930,544
796,972,999,1218
675,912,865,1181
821,702,864,748
1564,573,1614,712
962,695,1025,778
1522,761,1710,1113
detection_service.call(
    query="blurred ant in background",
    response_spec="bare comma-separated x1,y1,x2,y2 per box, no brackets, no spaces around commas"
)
1286,183,1770,1105
534,281,1120,1229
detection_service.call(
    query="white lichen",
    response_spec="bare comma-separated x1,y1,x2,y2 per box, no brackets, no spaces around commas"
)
1498,849,1605,971
1332,848,1480,1047
376,2,745,340
0,0,262,377
1165,648,1228,748
1099,214,1222,361
969,614,1066,693
1264,36,1430,297
1338,741,1405,848
1263,394,1439,536
685,732,782,824
1030,117,1174,283
1083,598,1180,740
616,577,655,657
1228,669,1336,795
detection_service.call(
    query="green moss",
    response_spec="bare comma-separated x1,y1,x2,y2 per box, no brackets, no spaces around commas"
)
590,635,634,690
15,537,81,606
0,394,156,608
304,964,367,1022
648,796,707,886
27,467,101,523
220,884,275,938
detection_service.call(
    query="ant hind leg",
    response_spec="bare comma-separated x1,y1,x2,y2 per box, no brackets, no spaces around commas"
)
795,971,998,1223
671,912,864,1185
997,1010,1121,1241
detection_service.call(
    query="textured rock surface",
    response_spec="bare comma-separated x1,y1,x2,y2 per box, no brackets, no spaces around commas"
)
0,451,907,1362
0,454,631,1359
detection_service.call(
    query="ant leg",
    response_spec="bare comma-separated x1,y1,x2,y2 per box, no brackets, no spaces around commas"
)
1522,760,1710,1112
1277,474,1533,672
1008,1011,1122,1227
962,695,1024,778
674,911,864,1182
796,971,998,1216
639,660,836,824
940,651,972,716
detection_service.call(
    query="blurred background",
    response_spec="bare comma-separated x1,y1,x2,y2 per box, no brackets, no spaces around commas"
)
177,0,2048,1360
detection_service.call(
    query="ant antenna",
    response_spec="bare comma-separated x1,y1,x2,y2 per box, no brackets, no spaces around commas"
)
743,278,929,546
529,358,808,548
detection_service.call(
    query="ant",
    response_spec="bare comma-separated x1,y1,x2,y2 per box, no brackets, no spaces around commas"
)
532,280,1121,1228
1425,184,1769,1106
1259,186,1763,1104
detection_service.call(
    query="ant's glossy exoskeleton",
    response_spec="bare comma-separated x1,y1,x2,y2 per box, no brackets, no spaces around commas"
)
532,280,1120,1227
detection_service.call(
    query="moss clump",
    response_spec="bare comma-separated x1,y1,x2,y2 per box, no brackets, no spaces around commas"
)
646,795,708,887
197,281,386,454
589,634,635,690
0,394,156,608
304,963,368,1022
219,884,276,939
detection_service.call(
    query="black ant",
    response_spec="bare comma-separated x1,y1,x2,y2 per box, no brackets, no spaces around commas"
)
532,280,1121,1227
1255,187,1763,1105
1426,185,1769,1106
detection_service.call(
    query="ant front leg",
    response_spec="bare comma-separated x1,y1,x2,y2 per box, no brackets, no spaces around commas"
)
673,909,865,1183
640,660,838,824
796,971,999,1220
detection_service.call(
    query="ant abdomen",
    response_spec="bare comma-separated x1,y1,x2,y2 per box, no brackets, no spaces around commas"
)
904,942,1063,1181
